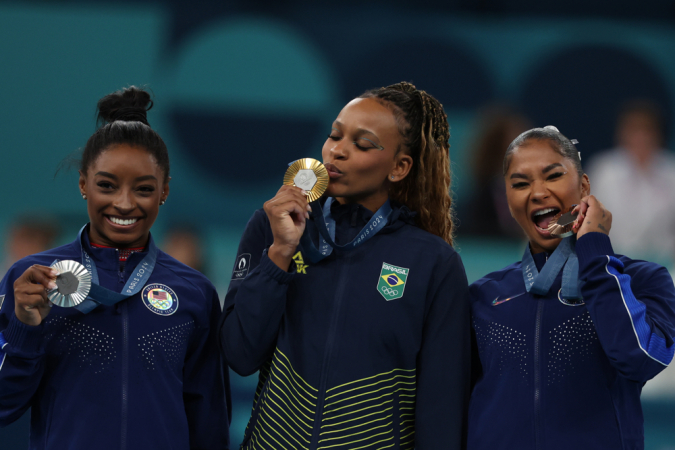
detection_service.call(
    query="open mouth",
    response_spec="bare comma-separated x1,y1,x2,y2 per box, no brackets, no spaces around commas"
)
531,207,560,232
106,216,139,227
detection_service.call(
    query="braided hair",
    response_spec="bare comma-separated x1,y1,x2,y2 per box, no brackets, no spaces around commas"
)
360,82,454,245
81,86,169,180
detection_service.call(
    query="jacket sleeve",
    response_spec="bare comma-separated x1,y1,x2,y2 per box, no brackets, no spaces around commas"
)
415,251,471,449
182,282,231,450
577,232,675,382
219,210,295,376
0,262,46,428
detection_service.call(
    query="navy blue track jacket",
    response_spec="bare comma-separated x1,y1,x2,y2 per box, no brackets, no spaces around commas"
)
220,200,471,449
468,232,675,450
0,227,230,450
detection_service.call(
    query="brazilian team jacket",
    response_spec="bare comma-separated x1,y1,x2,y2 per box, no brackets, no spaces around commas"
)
220,200,471,450
0,227,230,450
468,232,675,450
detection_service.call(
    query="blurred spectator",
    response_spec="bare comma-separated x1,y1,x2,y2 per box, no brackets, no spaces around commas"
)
2,216,59,274
161,225,206,275
587,100,675,266
459,104,531,238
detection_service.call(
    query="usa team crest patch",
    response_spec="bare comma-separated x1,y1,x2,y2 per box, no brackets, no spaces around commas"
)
377,262,409,301
142,284,178,316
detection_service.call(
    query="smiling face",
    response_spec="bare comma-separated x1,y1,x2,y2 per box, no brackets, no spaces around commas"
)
321,97,412,212
505,139,590,254
79,144,169,248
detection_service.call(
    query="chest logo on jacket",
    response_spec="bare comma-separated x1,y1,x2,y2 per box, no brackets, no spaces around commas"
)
232,253,251,281
142,284,179,316
378,262,409,301
292,251,309,274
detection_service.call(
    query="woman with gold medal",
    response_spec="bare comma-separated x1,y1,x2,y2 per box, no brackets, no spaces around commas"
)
468,126,675,450
221,82,471,449
0,87,229,449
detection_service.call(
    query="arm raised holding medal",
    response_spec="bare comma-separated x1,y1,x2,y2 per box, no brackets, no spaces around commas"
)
221,82,471,449
468,126,675,450
0,87,229,449
264,185,312,271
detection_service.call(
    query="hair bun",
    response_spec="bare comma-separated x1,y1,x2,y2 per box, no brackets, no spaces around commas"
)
543,125,559,132
97,86,153,126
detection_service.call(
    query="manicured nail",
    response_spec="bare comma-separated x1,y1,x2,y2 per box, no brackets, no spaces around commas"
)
300,189,308,196
305,212,310,219
50,269,59,277
48,281,57,290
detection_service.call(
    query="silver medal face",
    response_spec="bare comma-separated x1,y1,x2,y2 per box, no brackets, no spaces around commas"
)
48,260,92,307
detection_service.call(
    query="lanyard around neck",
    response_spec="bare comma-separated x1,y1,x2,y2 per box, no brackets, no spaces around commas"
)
521,236,581,300
299,197,392,263
74,225,158,313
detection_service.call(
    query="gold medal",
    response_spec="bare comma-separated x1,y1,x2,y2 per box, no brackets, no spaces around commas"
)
548,206,577,238
48,260,92,307
283,158,329,203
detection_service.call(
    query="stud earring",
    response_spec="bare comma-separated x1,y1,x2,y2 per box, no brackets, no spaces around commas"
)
82,193,87,200
160,200,165,206
390,176,395,180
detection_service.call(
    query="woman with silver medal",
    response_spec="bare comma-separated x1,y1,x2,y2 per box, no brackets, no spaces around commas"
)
0,87,229,449
221,82,471,449
467,126,675,450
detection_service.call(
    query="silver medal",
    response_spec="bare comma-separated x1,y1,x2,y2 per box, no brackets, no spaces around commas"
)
48,260,92,307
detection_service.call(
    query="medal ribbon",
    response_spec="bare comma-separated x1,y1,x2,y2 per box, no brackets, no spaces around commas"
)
521,236,581,300
74,225,158,313
300,197,392,263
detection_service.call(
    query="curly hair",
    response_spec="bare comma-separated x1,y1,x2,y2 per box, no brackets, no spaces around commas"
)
360,82,454,245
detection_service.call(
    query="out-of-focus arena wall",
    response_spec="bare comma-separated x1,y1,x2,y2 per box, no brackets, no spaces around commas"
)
1,2,675,448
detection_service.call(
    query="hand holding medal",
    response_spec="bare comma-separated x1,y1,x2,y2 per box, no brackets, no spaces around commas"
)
265,158,328,271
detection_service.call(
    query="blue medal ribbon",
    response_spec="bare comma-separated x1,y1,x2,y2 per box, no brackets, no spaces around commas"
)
521,236,581,300
300,197,392,263
73,225,158,313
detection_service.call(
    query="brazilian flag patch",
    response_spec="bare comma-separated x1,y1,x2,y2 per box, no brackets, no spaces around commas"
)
377,262,409,301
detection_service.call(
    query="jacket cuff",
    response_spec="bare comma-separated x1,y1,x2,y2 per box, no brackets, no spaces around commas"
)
259,250,296,285
3,314,43,354
576,232,615,262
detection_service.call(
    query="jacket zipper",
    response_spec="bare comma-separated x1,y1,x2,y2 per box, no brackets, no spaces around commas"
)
309,254,351,449
119,258,129,450
533,299,545,450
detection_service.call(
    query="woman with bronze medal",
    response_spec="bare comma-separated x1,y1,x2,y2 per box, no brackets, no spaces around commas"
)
468,126,675,450
0,87,229,449
221,82,470,449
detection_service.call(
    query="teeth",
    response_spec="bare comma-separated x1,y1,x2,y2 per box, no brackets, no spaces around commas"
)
110,217,138,226
534,208,557,217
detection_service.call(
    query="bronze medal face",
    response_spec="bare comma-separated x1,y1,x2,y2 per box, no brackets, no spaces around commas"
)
48,260,92,307
283,158,329,203
548,206,577,238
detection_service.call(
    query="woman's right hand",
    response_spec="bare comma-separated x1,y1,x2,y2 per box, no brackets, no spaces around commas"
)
14,265,58,326
263,185,312,271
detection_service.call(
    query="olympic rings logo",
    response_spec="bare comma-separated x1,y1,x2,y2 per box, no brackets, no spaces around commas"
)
381,286,399,296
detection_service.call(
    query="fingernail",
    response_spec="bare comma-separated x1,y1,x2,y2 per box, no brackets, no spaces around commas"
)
301,189,308,195
48,281,57,290
307,204,312,211
50,269,59,277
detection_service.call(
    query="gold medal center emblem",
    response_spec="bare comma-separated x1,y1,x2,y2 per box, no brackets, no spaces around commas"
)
283,158,329,203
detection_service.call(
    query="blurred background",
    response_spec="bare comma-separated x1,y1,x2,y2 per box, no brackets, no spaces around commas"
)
2,0,675,448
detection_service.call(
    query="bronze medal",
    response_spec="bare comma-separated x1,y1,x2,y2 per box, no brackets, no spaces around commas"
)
548,206,577,238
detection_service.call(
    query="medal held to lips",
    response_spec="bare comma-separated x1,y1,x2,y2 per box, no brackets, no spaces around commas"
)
548,206,577,238
48,260,92,307
283,158,329,202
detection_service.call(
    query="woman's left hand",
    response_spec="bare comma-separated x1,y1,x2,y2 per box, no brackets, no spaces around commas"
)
573,195,612,239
